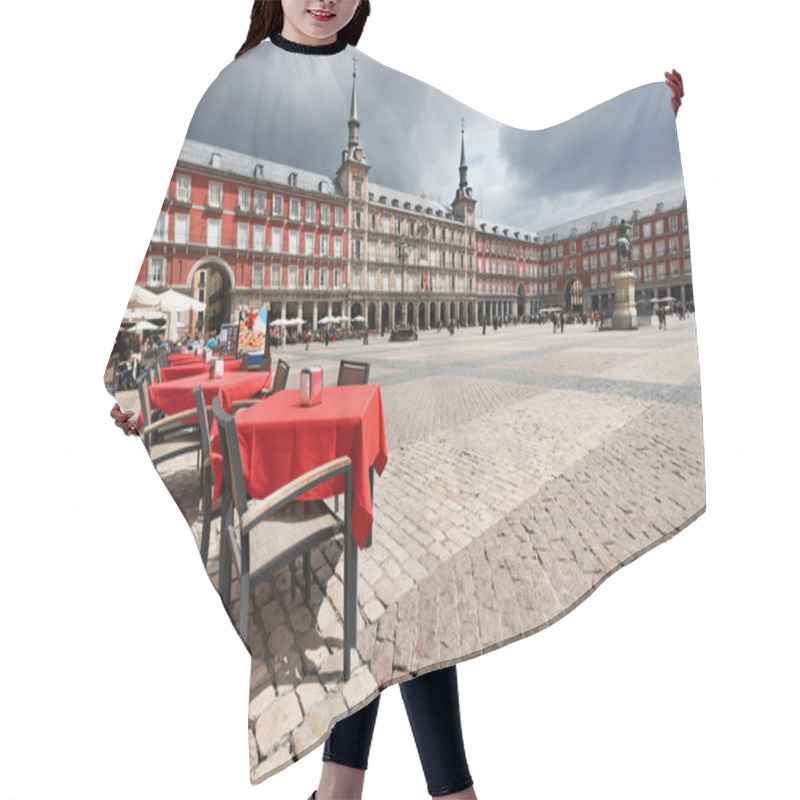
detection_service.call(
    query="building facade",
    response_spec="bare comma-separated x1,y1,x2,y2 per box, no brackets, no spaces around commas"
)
138,72,692,334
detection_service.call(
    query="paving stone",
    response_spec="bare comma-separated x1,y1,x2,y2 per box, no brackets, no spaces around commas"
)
254,691,303,758
343,668,379,710
290,695,347,758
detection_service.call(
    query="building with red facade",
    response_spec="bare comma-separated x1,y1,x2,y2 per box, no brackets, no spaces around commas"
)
138,72,692,335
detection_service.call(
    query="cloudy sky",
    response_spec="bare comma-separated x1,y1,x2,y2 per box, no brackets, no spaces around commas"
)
186,39,683,231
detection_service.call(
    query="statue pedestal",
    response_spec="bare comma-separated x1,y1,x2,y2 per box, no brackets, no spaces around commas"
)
612,271,638,330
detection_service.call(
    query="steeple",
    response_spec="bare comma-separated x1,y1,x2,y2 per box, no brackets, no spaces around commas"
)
348,56,360,151
452,120,476,223
458,121,469,193
341,54,367,165
336,53,369,197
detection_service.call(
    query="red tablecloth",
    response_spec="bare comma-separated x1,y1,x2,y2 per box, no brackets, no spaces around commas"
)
148,371,271,419
161,361,242,382
167,354,239,366
210,385,388,549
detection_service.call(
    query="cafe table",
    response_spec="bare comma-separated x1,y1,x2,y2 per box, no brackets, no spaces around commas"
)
167,353,239,367
161,361,242,382
210,384,388,550
149,370,271,419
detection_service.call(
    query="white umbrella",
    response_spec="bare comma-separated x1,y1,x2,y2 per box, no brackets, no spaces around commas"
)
122,307,165,322
127,285,160,309
318,315,336,325
288,317,307,327
270,317,291,327
351,315,366,322
157,288,206,313
131,320,163,334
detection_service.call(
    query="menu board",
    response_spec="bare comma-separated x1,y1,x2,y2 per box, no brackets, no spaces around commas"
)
238,307,270,367
219,323,239,358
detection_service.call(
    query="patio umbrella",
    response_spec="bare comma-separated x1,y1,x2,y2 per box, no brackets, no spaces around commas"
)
131,320,163,335
288,317,307,327
269,317,291,327
127,285,160,309
157,288,206,313
318,315,335,325
351,315,366,322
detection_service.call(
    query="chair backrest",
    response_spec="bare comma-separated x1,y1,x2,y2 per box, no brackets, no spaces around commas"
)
192,385,212,464
211,396,249,521
136,373,153,428
240,353,250,371
337,360,370,386
272,359,290,393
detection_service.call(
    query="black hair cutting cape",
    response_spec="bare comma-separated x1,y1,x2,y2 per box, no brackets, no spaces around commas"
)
106,36,704,784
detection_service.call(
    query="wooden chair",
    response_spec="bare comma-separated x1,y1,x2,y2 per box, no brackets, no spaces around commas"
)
192,385,220,567
230,359,290,413
136,373,202,469
337,360,370,386
212,396,357,678
239,353,250,371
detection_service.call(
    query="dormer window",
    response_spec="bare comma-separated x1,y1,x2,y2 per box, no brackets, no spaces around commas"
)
656,202,664,214
318,180,328,193
591,221,598,232
254,164,265,179
210,152,221,168
288,172,298,187
391,198,399,207
403,201,411,210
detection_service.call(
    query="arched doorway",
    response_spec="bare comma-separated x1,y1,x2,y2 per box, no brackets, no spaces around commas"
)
186,257,236,336
565,277,584,314
516,283,526,319
368,302,377,331
418,302,426,329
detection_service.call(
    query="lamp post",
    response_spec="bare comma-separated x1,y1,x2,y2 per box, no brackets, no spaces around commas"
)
398,235,407,328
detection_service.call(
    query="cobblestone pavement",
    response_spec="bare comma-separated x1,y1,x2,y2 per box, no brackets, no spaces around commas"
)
118,317,705,782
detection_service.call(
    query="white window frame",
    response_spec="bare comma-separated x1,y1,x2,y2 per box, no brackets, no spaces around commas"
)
254,190,267,215
319,268,328,290
289,198,301,221
237,222,249,250
208,181,223,209
176,174,191,203
152,211,168,242
288,265,298,289
238,187,250,211
253,225,266,252
288,230,299,255
271,228,282,253
333,269,342,290
207,218,221,248
272,194,284,218
174,214,189,245
271,264,282,288
305,200,316,224
147,256,166,287
252,263,264,289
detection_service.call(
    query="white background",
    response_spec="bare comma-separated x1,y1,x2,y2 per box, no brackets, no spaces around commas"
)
1,1,797,798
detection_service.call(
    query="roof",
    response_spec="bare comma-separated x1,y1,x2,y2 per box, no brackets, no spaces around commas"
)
537,185,686,242
178,139,346,199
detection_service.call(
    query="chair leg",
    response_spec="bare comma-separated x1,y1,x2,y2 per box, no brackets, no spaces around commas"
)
343,475,356,681
238,573,250,640
343,531,357,682
200,478,212,567
290,560,297,601
303,552,311,601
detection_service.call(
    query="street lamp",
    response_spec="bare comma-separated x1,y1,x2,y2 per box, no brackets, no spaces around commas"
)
398,235,408,328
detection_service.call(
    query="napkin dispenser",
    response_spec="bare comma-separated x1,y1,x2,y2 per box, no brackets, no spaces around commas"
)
300,367,323,406
210,358,225,379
